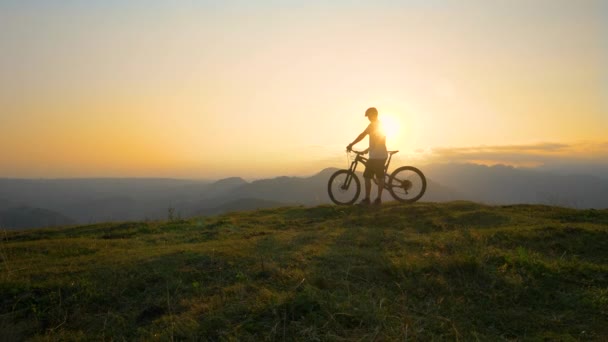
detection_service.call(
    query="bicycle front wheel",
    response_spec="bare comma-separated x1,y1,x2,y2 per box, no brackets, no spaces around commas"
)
388,166,426,203
327,170,361,205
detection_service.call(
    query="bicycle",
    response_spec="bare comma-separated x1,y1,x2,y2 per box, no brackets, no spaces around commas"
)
327,150,427,205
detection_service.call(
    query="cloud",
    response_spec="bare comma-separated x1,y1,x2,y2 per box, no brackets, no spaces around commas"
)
295,141,608,178
425,141,608,167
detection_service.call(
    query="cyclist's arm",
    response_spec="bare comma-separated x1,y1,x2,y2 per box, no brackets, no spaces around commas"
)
347,127,370,150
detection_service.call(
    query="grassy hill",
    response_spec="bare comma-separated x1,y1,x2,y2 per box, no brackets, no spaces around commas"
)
1,202,607,340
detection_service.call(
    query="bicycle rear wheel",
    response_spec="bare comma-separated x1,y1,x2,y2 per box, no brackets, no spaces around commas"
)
327,170,360,205
388,166,426,203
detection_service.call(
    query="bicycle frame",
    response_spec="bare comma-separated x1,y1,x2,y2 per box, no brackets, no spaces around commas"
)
345,151,396,190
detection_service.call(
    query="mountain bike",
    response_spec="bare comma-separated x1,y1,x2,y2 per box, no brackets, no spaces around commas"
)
327,150,426,205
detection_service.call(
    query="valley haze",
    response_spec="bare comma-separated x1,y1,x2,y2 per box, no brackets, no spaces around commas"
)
1,162,607,230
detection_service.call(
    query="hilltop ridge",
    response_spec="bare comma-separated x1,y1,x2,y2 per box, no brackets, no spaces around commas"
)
1,201,607,340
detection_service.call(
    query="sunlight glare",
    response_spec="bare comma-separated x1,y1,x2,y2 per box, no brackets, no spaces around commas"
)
380,114,400,141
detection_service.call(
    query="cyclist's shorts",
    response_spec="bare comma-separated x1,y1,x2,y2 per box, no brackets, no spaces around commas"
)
363,158,387,180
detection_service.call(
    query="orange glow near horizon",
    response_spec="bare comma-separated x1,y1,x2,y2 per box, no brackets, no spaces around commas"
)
1,1,606,178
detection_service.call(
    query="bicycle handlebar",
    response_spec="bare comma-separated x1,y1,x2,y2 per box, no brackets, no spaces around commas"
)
347,150,367,155
347,149,400,155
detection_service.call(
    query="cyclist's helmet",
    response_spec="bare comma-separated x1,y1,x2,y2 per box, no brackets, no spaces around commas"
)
365,107,378,117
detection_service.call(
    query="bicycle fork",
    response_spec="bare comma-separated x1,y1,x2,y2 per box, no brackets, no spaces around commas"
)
342,162,358,190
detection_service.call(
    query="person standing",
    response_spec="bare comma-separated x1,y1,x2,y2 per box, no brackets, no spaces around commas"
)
346,107,388,205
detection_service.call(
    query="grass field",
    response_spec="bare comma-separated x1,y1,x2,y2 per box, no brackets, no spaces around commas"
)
1,201,607,341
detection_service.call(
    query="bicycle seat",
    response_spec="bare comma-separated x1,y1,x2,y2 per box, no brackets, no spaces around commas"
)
388,150,399,155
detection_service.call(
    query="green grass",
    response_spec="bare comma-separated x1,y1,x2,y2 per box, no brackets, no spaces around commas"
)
1,201,607,341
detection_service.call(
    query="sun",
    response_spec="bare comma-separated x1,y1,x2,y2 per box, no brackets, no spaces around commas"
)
380,114,400,141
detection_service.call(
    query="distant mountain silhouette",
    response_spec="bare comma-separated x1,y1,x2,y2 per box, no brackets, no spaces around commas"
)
2,163,607,229
537,163,608,180
197,164,608,209
188,168,340,213
0,198,13,210
201,177,248,199
0,178,212,224
0,206,75,229
71,196,139,223
424,163,608,208
422,179,463,202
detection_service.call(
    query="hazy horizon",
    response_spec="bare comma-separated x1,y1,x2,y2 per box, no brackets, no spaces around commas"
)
1,158,607,183
3,161,608,231
1,142,608,180
1,0,607,178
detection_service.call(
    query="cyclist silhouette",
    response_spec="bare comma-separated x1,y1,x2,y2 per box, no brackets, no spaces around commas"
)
346,107,388,205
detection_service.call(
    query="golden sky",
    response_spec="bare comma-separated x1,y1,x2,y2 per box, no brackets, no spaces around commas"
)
1,1,607,178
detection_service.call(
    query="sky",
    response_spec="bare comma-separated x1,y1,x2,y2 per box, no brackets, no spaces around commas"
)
1,0,607,179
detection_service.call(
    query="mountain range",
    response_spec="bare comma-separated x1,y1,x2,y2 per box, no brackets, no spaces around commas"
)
1,163,607,229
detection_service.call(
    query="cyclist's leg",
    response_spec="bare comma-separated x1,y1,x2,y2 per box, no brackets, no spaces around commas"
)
372,159,387,201
362,164,373,201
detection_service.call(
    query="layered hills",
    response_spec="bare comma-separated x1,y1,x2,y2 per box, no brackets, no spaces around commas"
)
1,163,607,229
